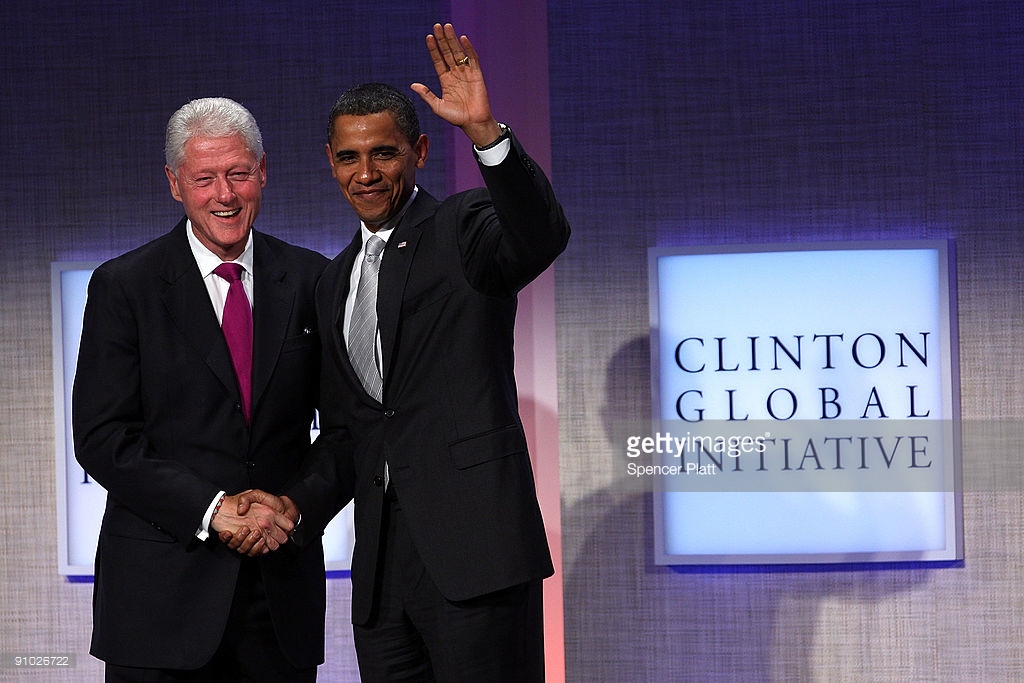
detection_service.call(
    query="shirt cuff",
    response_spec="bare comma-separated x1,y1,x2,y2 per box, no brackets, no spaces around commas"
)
195,490,226,541
474,124,511,166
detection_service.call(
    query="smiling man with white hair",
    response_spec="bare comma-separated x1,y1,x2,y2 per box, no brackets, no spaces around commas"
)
74,97,329,682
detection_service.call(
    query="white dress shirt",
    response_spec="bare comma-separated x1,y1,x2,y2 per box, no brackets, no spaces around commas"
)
185,221,255,540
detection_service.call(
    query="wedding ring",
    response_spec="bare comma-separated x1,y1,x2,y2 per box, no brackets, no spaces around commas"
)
455,56,470,66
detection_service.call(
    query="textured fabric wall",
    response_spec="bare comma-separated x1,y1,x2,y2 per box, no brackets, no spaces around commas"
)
5,1,1024,681
551,1,1024,681
0,2,446,680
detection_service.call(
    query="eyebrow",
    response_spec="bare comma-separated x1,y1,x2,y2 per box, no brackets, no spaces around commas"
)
333,144,404,159
187,162,259,175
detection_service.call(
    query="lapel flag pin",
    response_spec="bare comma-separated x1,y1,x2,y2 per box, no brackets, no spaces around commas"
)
397,241,407,248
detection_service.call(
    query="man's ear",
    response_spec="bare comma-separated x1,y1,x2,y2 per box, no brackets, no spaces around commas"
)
165,166,183,203
413,134,429,169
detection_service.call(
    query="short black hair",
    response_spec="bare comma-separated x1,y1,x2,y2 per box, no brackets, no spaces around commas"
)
327,83,420,146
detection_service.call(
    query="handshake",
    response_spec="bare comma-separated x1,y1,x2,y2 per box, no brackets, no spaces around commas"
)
210,490,298,557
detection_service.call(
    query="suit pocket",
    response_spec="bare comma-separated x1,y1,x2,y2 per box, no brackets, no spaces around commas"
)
101,506,177,543
448,423,526,470
280,328,318,354
402,281,452,319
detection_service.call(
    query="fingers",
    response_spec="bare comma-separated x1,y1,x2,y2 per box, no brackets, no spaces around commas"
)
409,82,438,108
215,493,296,557
433,23,462,69
235,492,252,516
256,506,293,547
458,31,481,66
238,528,267,557
425,23,477,73
413,22,494,137
280,495,301,524
220,525,267,556
235,488,286,515
423,31,448,79
242,502,293,549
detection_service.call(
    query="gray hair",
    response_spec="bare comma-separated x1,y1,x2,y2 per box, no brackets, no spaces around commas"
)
164,97,264,172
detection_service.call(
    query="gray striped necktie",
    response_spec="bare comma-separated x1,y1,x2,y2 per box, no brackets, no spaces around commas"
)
348,235,385,401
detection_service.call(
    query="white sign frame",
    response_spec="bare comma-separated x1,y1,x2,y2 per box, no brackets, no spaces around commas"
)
647,240,963,565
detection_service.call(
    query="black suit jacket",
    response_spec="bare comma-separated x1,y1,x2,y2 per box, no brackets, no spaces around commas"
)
290,132,570,625
73,220,328,669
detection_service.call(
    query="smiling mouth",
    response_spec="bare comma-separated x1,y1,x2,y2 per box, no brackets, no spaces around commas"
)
212,209,242,218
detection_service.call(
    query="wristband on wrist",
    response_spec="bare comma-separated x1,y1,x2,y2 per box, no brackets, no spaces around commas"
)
476,124,509,151
211,493,226,519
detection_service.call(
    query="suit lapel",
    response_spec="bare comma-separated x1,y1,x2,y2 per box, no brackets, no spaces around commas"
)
328,233,364,392
250,232,293,419
377,191,437,386
159,221,240,408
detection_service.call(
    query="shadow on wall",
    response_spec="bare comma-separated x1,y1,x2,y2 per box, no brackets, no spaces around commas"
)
561,335,934,682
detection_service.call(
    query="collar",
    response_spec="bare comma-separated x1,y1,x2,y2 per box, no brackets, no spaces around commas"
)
359,186,419,248
186,220,255,277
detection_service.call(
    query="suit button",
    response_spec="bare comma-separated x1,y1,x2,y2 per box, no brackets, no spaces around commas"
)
384,409,395,418
372,475,384,487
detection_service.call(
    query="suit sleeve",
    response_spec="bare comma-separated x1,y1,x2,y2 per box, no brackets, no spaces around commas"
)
456,130,571,296
285,425,355,544
72,266,221,542
284,272,357,540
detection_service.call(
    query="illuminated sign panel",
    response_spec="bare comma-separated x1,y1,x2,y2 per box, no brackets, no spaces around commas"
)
51,263,354,576
647,241,962,564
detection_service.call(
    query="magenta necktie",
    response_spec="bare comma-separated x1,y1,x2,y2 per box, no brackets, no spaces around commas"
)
214,262,253,422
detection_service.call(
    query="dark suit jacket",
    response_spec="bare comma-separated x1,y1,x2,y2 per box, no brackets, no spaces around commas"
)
290,132,570,625
72,220,328,669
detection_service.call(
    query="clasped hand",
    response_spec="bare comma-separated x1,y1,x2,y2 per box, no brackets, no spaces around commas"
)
211,490,299,557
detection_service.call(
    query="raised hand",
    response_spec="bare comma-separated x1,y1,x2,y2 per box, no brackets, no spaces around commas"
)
410,23,503,148
212,491,296,557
